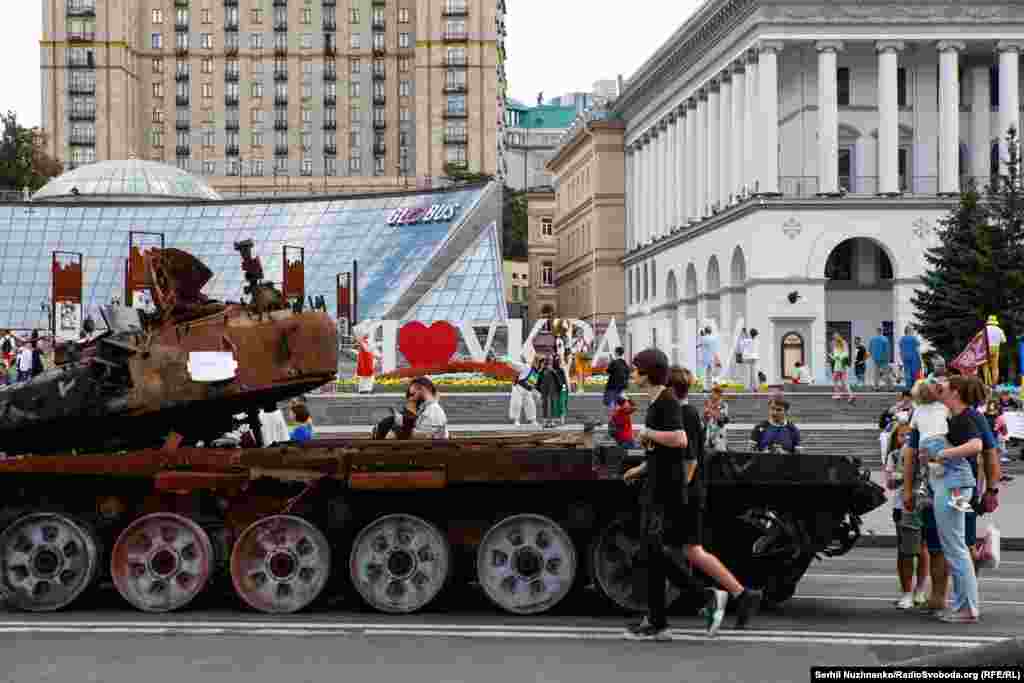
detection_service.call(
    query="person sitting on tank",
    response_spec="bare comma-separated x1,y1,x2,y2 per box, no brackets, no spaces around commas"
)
609,396,638,448
394,377,449,439
749,396,802,454
289,402,315,443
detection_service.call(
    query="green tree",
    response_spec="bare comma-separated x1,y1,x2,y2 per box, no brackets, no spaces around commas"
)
0,111,62,193
912,128,1024,376
502,187,528,259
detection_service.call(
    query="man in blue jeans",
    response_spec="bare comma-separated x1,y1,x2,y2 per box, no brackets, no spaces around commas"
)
902,401,1001,615
603,346,630,412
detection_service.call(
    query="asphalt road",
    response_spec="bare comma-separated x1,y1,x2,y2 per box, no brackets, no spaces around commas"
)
1,547,1021,683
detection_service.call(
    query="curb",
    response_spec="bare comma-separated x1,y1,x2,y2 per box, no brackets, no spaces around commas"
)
858,534,1024,552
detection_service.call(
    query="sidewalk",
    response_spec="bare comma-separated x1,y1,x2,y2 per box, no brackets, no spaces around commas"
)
316,423,1024,547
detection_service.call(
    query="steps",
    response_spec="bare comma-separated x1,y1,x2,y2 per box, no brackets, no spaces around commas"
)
306,391,898,427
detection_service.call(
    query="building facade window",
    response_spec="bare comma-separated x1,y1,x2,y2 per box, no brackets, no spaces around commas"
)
152,57,163,73
350,8,360,23
373,33,385,51
350,81,360,97
351,58,361,74
897,67,908,108
251,82,263,97
153,108,164,123
302,8,312,24
398,8,410,23
542,262,553,287
152,9,163,23
201,57,213,73
541,217,552,237
202,161,215,175
399,107,410,122
201,8,211,23
399,57,410,72
325,158,336,175
153,82,164,97
250,33,264,49
837,67,851,107
398,33,410,48
251,131,264,146
301,33,313,49
252,8,263,23
303,83,313,99
200,33,213,49
399,80,411,97
350,33,360,49
350,156,361,172
351,105,361,123
151,33,162,49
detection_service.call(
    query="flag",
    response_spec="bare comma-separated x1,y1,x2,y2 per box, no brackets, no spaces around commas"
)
950,330,990,375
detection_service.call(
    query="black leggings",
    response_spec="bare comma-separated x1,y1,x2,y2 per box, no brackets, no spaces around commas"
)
634,503,706,628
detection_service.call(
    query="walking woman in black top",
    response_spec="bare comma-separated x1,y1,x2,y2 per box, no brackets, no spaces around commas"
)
623,350,762,640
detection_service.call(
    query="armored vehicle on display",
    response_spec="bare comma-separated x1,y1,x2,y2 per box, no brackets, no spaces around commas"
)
0,241,338,457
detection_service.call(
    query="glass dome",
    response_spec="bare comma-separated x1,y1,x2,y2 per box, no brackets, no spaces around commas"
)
33,159,222,202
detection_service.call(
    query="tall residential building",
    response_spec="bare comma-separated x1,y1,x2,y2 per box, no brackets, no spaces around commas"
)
41,0,506,196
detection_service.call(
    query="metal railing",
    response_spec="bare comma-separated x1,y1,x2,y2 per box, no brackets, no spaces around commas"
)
443,83,467,94
442,32,469,42
445,56,467,67
69,134,96,145
69,108,96,121
323,70,337,81
443,4,468,16
66,2,96,16
444,133,467,144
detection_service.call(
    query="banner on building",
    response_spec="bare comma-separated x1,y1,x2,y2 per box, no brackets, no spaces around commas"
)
52,251,83,342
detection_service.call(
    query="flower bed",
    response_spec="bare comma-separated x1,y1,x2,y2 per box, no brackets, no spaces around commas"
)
378,360,518,382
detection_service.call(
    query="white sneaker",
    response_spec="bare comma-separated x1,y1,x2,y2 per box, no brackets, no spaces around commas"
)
513,421,521,427
702,589,729,636
950,497,973,513
895,594,914,609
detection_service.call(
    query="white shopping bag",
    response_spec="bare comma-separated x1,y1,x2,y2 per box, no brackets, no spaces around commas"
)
976,523,1001,570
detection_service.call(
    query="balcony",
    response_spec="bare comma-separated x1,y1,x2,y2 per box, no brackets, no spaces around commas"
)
176,45,189,56
372,44,386,55
274,70,288,81
176,71,190,82
176,95,190,106
373,119,386,129
274,21,288,32
324,144,337,155
442,32,468,42
323,45,337,56
175,20,189,31
300,168,313,177
68,83,96,95
274,43,288,55
66,56,94,68
372,70,386,81
175,0,190,5
69,133,96,146
322,0,336,5
323,20,336,31
175,120,191,130
323,70,337,81
273,0,287,5
442,109,467,119
176,145,191,156
225,70,239,81
442,4,468,16
225,95,239,106
274,120,288,130
226,145,239,157
445,55,467,67
67,32,96,43
226,43,238,55
66,3,96,17
69,109,96,121
373,94,385,105
372,0,385,5
274,95,288,106
323,95,336,106
275,145,289,156
374,143,386,156
446,160,468,171
322,120,337,130
225,119,239,130
223,0,237,5
372,19,385,30
225,22,239,32
443,82,467,94
444,133,467,144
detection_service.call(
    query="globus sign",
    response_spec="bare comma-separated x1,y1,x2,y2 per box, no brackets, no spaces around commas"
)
386,203,461,226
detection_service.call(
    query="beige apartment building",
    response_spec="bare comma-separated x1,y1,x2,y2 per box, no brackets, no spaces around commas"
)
41,0,506,196
525,185,555,320
534,116,626,326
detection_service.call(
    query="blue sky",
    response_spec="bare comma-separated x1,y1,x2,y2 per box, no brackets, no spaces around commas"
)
0,1,700,127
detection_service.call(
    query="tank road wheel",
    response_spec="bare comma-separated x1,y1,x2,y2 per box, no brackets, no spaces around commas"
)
230,515,331,614
476,514,577,615
0,513,100,612
349,514,450,614
110,513,215,613
590,520,681,613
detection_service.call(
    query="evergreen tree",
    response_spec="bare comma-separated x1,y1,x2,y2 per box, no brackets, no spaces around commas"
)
0,111,62,193
912,128,1024,376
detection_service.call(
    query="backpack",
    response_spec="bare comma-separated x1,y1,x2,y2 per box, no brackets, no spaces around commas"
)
31,348,43,376
1,337,11,355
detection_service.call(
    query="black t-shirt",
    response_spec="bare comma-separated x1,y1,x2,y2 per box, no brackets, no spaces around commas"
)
644,389,685,506
680,403,706,504
606,358,629,390
947,410,982,449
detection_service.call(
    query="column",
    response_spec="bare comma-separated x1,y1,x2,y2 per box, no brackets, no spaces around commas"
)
628,147,638,249
876,40,904,195
816,41,843,195
744,51,758,193
696,90,708,216
675,107,686,227
638,138,648,245
969,62,992,186
731,62,745,200
997,41,1023,175
938,41,965,195
719,73,732,205
686,99,698,223
757,41,783,195
671,112,681,229
707,80,720,211
658,122,667,236
645,136,654,244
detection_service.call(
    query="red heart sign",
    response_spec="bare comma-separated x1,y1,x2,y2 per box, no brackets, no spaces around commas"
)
398,321,459,369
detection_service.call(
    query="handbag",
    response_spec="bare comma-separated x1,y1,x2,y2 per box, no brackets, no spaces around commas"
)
735,352,744,364
976,523,1001,569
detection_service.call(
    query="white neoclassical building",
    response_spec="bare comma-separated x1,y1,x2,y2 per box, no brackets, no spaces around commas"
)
614,0,1024,384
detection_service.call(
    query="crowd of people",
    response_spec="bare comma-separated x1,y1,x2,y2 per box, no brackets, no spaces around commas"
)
0,329,48,385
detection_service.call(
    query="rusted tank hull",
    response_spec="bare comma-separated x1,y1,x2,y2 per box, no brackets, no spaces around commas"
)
0,439,885,614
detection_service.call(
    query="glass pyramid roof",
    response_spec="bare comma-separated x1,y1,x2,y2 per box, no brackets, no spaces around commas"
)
0,184,495,331
403,222,506,323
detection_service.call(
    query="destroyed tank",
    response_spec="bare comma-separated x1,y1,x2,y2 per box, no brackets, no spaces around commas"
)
0,419,885,614
0,240,338,456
